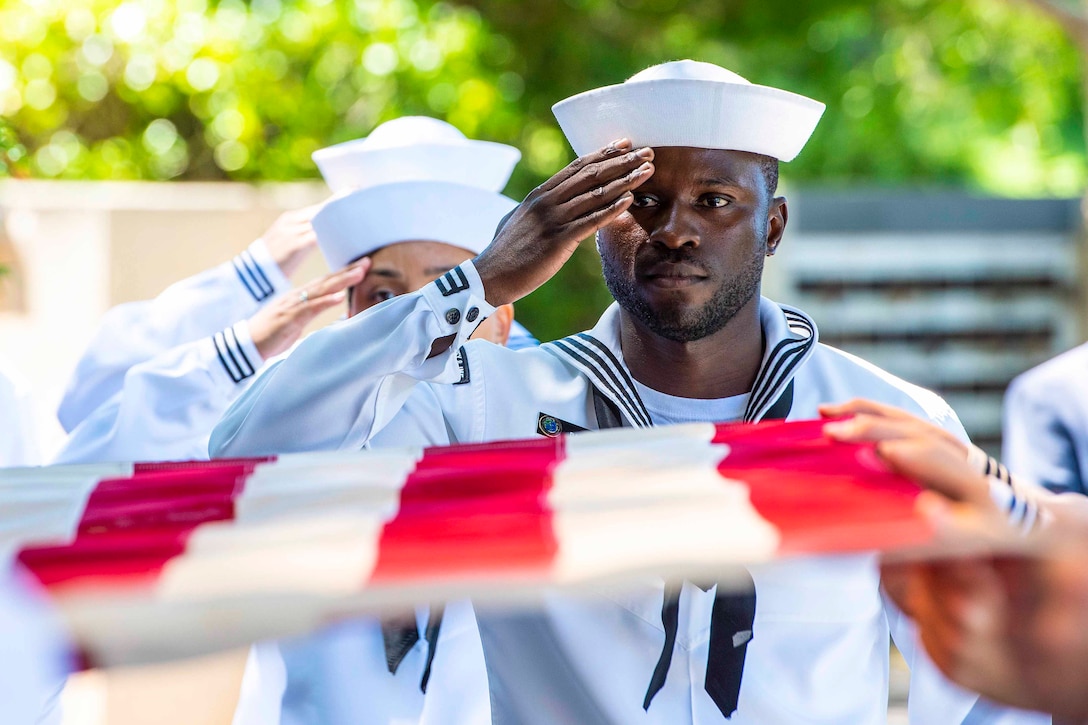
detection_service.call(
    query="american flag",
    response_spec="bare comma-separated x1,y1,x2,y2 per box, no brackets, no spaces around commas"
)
2,419,930,668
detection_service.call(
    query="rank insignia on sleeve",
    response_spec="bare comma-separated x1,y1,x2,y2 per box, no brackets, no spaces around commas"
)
435,267,470,297
536,413,587,437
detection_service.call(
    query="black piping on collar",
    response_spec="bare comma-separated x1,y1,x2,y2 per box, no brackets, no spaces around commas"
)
544,304,817,428
743,308,815,423
546,334,651,428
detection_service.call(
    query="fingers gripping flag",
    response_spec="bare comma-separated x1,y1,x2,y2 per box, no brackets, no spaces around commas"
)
1,419,929,668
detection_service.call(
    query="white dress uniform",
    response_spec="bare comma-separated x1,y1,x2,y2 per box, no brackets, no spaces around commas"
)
56,239,290,434
1003,342,1088,495
211,260,1048,723
0,567,72,725
0,357,41,467
269,599,490,725
54,320,264,464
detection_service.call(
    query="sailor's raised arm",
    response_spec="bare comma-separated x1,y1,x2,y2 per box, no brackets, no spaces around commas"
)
209,259,492,457
56,264,354,464
55,324,264,464
56,206,319,433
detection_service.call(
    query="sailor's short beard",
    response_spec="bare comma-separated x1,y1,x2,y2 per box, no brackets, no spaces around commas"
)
602,250,765,343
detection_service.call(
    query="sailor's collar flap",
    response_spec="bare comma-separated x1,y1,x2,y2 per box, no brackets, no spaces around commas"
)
745,298,818,422
542,304,650,429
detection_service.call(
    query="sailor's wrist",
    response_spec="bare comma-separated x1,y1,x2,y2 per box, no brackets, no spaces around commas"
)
470,252,514,307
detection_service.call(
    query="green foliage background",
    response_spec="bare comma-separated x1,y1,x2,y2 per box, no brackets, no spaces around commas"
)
0,0,1085,336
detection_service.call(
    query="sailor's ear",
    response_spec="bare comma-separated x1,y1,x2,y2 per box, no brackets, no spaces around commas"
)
766,197,787,257
492,304,515,345
470,304,515,345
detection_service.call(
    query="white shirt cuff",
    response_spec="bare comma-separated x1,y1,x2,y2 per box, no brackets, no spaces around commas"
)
211,321,265,386
231,239,291,303
418,260,496,343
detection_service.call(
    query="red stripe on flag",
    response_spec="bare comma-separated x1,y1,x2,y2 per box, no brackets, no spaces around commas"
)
370,438,563,583
80,470,244,534
713,419,931,553
20,461,259,592
19,528,193,590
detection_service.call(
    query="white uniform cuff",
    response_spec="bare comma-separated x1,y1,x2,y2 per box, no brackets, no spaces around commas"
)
232,239,291,303
419,260,496,345
211,322,264,385
404,260,495,385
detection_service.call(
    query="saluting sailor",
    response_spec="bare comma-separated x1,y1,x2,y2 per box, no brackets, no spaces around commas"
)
51,227,360,464
53,118,534,466
231,118,527,725
212,62,1042,723
56,204,320,436
312,114,537,352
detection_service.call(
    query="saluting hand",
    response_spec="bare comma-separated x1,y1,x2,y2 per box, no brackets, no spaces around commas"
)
262,202,325,278
249,260,369,360
474,138,654,306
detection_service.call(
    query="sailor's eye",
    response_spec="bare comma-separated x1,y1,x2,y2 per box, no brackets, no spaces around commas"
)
370,289,396,303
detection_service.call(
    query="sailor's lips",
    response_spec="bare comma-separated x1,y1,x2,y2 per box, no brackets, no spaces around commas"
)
640,263,708,289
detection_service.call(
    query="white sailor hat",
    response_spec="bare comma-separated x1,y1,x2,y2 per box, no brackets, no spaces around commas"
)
312,180,518,271
552,60,825,162
312,116,522,193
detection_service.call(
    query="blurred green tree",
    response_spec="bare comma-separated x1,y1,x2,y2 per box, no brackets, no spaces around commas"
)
0,117,27,179
0,118,20,279
0,0,526,181
0,0,1084,336
996,0,1088,223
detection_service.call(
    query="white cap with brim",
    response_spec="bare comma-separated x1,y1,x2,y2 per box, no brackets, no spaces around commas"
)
313,116,522,193
313,180,519,271
552,60,825,162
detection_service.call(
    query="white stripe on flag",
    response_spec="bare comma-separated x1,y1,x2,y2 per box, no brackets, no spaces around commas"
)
552,425,780,583
0,465,120,555
236,449,420,523
157,514,388,599
61,589,374,667
157,450,420,600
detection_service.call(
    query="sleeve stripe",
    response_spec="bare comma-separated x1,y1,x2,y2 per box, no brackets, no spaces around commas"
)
213,328,256,384
213,333,243,383
434,266,470,297
233,252,274,302
227,325,255,376
232,258,263,302
220,329,253,379
239,253,273,298
241,249,275,296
